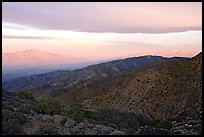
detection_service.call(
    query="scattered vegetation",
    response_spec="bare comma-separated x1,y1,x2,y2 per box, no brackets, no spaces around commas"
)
66,103,99,121
17,91,34,100
36,125,58,135
59,119,66,126
150,119,173,129
117,121,126,129
31,98,64,115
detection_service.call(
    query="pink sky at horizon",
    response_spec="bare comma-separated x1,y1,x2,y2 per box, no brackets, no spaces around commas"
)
2,2,202,64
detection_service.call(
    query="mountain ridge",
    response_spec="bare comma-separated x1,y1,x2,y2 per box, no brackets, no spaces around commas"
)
82,52,202,120
3,55,165,92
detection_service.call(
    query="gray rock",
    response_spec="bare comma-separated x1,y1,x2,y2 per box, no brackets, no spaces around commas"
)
6,105,15,111
134,128,142,135
65,118,76,128
17,105,29,114
109,130,124,135
84,128,98,135
41,115,53,122
193,124,201,130
53,115,65,125
24,121,33,128
95,125,103,131
174,130,182,134
30,110,38,116
13,102,20,107
17,112,29,124
139,128,171,135
34,113,43,119
188,120,201,125
87,123,95,128
108,123,118,129
2,119,24,135
101,127,113,134
77,122,87,129
70,126,81,134
35,114,41,119
60,129,71,135
95,125,112,134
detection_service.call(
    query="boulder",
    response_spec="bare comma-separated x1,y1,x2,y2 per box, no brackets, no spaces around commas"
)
84,128,98,135
70,126,81,134
65,118,76,128
77,122,87,129
53,115,65,125
109,130,124,135
41,115,53,122
101,127,113,134
95,125,112,134
30,110,38,116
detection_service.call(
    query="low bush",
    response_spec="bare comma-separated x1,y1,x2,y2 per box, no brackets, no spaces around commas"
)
17,91,34,100
31,98,64,116
66,103,99,121
59,119,66,126
36,125,58,135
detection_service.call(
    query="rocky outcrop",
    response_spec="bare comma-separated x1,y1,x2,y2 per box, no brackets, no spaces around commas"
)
2,92,125,135
2,91,202,135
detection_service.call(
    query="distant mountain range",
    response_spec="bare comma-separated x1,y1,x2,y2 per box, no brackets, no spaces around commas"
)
2,49,68,69
3,55,165,92
2,49,96,82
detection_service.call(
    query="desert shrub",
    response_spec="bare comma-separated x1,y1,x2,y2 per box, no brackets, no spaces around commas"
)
150,119,173,129
59,119,66,126
31,98,64,115
117,121,126,129
66,103,99,121
36,125,58,135
17,91,34,100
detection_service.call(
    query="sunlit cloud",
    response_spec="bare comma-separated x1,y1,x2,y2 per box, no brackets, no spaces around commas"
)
2,2,202,65
2,2,202,33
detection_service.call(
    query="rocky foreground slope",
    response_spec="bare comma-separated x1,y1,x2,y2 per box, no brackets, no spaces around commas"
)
2,90,202,135
2,92,125,135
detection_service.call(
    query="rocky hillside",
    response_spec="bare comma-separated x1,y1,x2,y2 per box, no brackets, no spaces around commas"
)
82,52,202,122
54,56,188,106
2,89,202,135
2,92,125,135
3,55,164,92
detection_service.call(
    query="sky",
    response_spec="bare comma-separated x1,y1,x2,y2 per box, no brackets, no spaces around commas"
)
2,2,202,64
